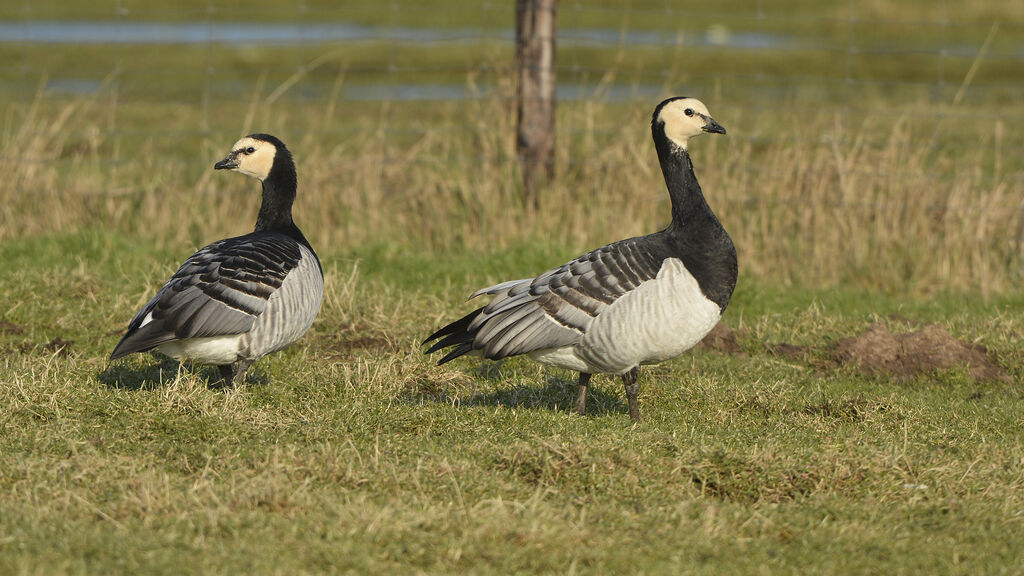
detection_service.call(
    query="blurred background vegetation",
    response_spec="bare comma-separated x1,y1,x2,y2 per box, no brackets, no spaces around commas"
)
1,0,1021,293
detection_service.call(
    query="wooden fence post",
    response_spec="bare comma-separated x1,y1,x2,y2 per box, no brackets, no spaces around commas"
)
515,0,557,207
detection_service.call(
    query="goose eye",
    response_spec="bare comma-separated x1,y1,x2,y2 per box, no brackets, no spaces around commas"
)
684,108,694,117
245,147,256,154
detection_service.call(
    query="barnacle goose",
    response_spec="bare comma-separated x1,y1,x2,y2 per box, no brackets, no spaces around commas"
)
109,134,324,386
425,97,736,421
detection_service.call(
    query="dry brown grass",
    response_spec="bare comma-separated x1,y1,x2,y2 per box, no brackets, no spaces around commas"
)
2,86,1021,295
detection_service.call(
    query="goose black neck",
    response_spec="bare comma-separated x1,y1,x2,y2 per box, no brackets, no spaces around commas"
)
253,150,309,245
653,126,716,228
651,122,737,312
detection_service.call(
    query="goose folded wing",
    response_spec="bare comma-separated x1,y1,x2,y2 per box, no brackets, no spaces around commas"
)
468,237,666,359
110,235,300,358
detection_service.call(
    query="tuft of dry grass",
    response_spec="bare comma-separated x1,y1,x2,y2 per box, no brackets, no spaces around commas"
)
2,83,1021,295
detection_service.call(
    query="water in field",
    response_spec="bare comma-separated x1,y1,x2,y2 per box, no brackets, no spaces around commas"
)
0,20,789,49
0,17,1014,107
0,20,795,101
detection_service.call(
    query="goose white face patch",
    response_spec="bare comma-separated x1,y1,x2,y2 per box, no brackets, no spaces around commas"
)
658,98,715,150
230,137,276,181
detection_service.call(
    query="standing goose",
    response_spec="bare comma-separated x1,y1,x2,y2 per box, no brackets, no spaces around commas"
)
110,134,324,386
424,97,736,421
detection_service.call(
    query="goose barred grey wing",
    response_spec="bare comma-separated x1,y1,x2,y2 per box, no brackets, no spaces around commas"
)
425,236,668,363
109,233,302,360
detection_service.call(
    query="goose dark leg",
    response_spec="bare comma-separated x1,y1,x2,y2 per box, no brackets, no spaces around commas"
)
218,364,234,386
232,358,254,386
573,372,591,416
217,358,253,388
622,367,640,422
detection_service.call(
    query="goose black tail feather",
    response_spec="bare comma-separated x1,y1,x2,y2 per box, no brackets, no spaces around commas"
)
423,307,485,365
109,318,171,361
109,335,161,361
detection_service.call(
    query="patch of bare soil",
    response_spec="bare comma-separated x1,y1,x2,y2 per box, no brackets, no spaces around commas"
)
831,322,1008,383
14,337,74,356
43,338,74,356
697,322,746,356
802,396,890,421
765,342,809,361
0,321,24,335
315,324,398,360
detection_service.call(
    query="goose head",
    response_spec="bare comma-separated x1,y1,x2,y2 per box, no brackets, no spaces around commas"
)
214,134,287,182
652,97,726,151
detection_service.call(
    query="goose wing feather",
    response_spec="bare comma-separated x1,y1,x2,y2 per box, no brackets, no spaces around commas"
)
462,235,668,359
110,232,301,359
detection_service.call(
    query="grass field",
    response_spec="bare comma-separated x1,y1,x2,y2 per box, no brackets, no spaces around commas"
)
1,230,1023,574
2,1,1023,574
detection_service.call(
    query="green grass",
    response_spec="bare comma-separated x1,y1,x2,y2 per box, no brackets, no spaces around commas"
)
1,2,1023,572
1,229,1022,574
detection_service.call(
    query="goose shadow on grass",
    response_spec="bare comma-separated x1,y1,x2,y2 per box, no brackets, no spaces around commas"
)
98,354,269,391
407,365,628,417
